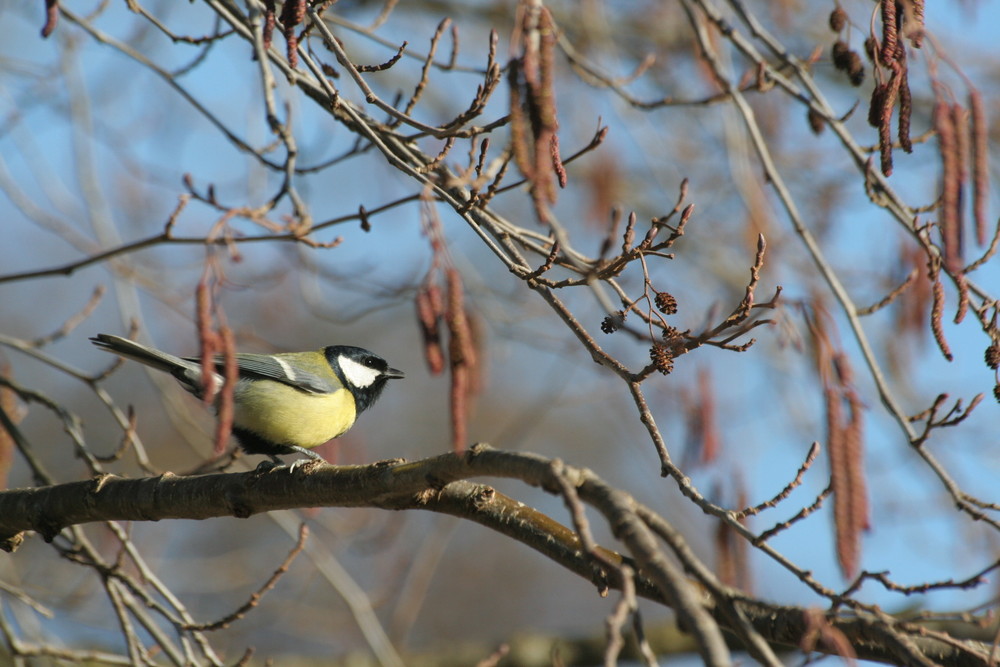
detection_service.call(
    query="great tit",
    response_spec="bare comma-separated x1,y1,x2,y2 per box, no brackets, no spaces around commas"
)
91,333,404,463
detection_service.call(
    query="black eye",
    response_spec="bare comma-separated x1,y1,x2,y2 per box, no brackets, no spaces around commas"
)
365,358,378,368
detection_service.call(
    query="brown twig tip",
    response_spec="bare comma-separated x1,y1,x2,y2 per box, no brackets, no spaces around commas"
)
594,125,610,146
610,210,638,258
993,384,1000,404
185,523,309,631
737,442,821,519
528,239,560,278
474,137,491,178
857,269,917,316
401,19,448,119
756,484,832,544
41,0,59,38
734,233,767,315
357,41,407,73
679,203,695,227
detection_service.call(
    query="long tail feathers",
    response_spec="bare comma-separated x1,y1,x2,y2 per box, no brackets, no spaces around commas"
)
91,334,200,382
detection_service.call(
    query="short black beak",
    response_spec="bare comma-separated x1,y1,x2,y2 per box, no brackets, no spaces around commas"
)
385,367,405,379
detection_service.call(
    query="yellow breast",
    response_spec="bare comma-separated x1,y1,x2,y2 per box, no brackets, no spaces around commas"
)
232,383,357,449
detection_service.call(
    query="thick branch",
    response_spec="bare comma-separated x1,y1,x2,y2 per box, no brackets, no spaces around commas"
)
0,445,990,667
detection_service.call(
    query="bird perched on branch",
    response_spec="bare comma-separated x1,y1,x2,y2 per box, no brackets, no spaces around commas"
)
91,333,404,464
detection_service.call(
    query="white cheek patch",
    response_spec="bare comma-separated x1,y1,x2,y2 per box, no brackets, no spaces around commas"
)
339,355,381,389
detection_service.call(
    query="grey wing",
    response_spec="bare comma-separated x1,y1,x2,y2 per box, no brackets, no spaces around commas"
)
185,353,338,394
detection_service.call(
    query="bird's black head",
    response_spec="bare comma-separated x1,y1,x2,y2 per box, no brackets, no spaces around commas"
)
324,345,404,413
